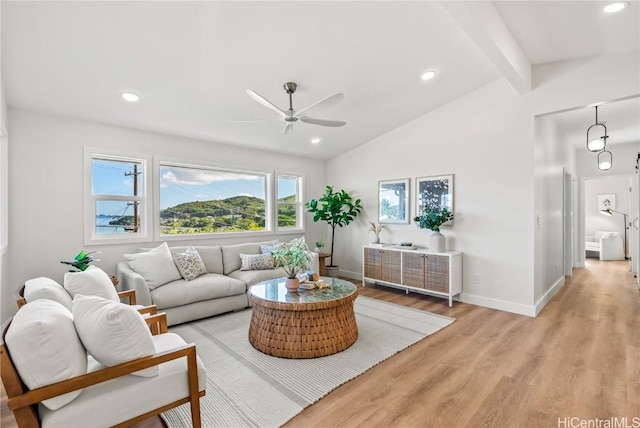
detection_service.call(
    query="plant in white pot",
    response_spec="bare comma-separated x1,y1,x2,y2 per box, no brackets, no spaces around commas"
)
306,186,363,277
413,204,454,252
271,238,311,292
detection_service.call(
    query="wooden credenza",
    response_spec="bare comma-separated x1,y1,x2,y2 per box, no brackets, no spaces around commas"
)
362,245,462,307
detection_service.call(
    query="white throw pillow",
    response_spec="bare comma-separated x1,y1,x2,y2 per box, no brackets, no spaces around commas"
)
64,265,119,301
125,242,182,290
5,300,87,410
240,253,275,271
24,277,73,311
172,246,207,281
72,295,158,377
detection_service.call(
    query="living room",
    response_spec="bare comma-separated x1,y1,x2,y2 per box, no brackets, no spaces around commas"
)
1,1,639,427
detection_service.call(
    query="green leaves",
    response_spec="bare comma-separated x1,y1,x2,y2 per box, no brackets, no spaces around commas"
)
305,185,363,229
413,206,453,233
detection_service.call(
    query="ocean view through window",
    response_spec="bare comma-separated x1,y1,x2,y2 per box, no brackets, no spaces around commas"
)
85,150,150,245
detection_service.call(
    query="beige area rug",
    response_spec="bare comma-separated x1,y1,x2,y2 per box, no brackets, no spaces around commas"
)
162,296,455,428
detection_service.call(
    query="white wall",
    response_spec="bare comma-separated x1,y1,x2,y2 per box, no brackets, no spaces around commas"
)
4,109,327,322
0,51,9,321
533,115,568,306
326,52,639,316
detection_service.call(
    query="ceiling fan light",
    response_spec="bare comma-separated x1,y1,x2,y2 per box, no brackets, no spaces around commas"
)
421,71,437,81
122,92,140,103
598,150,613,171
604,2,629,13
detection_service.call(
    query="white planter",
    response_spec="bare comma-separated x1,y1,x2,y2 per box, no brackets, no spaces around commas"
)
430,232,446,252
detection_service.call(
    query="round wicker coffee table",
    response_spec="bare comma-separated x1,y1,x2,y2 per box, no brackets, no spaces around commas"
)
248,277,358,359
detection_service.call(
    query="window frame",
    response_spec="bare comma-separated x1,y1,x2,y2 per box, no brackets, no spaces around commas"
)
84,148,152,246
275,171,304,234
155,158,273,241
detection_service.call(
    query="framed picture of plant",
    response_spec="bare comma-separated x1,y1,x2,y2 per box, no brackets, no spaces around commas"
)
597,194,615,211
378,178,410,224
416,174,454,226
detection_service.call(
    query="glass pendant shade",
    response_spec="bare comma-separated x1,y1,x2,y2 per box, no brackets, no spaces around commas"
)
586,105,608,152
598,150,612,171
586,124,607,152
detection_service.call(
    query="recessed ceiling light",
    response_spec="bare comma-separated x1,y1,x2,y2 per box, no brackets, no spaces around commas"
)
311,137,321,144
421,71,437,81
603,2,629,13
121,92,140,102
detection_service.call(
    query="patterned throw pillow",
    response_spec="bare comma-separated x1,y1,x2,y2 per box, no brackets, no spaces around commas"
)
172,246,207,281
240,253,275,271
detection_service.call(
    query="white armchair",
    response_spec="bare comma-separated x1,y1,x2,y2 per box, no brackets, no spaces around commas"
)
585,231,625,261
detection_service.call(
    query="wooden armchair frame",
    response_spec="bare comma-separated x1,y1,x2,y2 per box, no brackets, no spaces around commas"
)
15,284,157,316
1,313,203,428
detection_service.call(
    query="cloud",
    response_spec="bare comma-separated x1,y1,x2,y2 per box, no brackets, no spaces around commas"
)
161,168,261,187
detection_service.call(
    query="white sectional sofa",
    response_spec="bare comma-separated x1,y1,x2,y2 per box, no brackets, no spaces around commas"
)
585,231,625,261
116,241,319,326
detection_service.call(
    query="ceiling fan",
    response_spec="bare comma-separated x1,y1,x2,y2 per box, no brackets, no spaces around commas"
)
232,82,346,135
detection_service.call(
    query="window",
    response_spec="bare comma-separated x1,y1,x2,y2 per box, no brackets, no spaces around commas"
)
276,173,303,232
84,149,150,245
158,163,269,236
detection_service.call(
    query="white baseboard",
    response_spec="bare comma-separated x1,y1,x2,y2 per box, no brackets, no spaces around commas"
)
457,293,536,317
341,268,537,317
534,276,564,315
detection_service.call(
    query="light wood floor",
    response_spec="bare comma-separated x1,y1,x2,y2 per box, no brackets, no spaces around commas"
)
3,259,638,427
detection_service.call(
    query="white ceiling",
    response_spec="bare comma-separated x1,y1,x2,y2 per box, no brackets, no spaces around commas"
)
2,1,639,160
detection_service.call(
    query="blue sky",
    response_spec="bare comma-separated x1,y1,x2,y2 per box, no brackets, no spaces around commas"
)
92,160,295,215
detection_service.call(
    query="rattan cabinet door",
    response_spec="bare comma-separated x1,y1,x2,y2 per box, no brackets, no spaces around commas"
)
402,252,425,288
425,254,449,293
364,248,381,280
380,250,401,283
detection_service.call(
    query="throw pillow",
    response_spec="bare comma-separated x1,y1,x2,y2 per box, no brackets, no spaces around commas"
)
64,265,119,301
260,243,281,255
5,300,87,410
240,253,275,271
24,277,73,311
172,246,207,281
124,242,182,290
72,295,158,377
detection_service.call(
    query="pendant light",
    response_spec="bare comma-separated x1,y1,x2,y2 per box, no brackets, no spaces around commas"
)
598,150,613,171
586,105,608,152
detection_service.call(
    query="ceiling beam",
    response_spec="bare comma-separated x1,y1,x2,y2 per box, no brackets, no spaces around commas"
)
441,1,531,94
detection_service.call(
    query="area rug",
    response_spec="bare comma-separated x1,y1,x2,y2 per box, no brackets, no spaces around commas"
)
162,296,455,428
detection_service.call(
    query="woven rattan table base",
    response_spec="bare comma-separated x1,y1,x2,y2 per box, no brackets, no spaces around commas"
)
248,293,358,359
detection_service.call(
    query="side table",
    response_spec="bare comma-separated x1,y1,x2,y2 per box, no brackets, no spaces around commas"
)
317,252,331,276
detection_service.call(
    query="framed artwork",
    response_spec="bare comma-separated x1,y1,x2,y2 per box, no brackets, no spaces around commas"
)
378,178,410,224
416,174,454,225
598,194,616,211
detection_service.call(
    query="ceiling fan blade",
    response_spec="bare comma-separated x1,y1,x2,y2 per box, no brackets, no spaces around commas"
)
246,89,287,118
294,93,344,118
300,116,347,127
283,123,293,135
229,118,280,123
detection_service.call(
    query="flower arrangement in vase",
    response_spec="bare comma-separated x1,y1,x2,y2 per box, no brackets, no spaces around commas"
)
368,221,383,244
413,205,454,252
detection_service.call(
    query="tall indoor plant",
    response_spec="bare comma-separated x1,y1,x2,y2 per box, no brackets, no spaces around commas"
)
413,204,454,252
306,185,362,276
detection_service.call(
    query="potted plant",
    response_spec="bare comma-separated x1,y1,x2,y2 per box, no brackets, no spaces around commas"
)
413,204,454,252
368,221,382,244
271,238,311,292
313,241,325,252
306,185,363,277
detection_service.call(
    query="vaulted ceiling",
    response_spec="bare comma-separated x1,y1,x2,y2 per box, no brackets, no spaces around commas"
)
2,1,638,160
